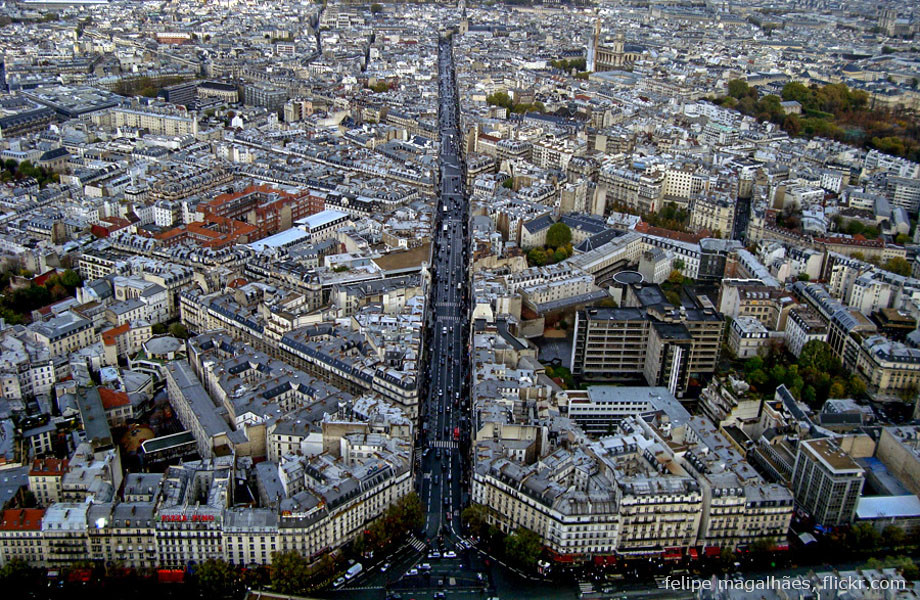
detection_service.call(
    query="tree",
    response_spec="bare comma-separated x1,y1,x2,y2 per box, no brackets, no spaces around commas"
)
60,269,82,289
884,257,912,276
370,2,382,12
883,525,907,548
848,522,881,551
896,233,911,245
545,222,572,249
553,248,568,263
397,492,424,531
672,258,686,272
486,91,513,110
462,503,489,538
0,558,30,586
798,340,840,373
169,323,190,339
829,381,847,399
782,81,812,105
502,177,514,189
270,551,310,595
197,558,238,598
527,248,547,267
504,527,542,570
596,297,618,308
727,79,750,99
848,375,867,398
667,269,685,285
152,323,168,335
797,272,811,281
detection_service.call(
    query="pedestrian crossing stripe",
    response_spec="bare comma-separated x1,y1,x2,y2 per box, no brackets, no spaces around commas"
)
430,440,458,448
409,536,427,551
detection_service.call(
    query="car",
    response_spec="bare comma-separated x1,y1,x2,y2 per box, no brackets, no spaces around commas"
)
380,563,391,573
429,551,441,559
446,512,452,521
433,475,440,485
443,496,450,506
420,563,432,571
406,568,418,576
333,577,346,588
434,593,446,599
444,551,457,559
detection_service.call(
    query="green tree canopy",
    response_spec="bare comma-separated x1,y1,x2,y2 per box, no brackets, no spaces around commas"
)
169,323,190,339
546,222,572,248
781,81,812,104
727,78,751,99
270,551,310,595
462,503,490,538
798,340,840,373
0,558,30,586
370,3,382,13
505,527,542,569
486,91,513,110
196,558,238,598
884,257,912,276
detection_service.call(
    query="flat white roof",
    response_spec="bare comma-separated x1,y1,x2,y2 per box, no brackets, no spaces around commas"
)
856,495,920,520
248,228,310,252
296,209,349,231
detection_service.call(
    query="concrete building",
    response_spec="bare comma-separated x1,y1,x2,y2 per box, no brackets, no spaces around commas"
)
791,438,865,527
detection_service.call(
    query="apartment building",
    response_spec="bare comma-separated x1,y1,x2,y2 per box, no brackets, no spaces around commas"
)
28,458,69,507
689,194,735,237
28,311,95,359
791,438,865,527
598,164,664,215
727,316,782,359
0,509,44,567
876,426,920,497
87,502,157,568
783,306,828,358
856,336,920,397
0,329,55,399
107,107,197,137
164,360,249,458
570,285,724,395
155,458,230,568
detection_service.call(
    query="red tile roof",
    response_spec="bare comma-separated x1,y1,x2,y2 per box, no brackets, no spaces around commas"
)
102,323,131,346
99,387,130,410
0,509,44,531
29,457,69,477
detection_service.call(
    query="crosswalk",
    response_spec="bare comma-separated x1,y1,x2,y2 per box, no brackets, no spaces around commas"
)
578,582,595,595
409,536,427,551
430,440,458,449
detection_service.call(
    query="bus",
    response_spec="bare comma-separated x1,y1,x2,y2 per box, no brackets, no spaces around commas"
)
345,563,364,580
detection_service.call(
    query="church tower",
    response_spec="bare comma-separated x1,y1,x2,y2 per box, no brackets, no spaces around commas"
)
459,0,469,35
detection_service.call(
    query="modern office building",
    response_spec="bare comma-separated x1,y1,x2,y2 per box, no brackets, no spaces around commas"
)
791,438,865,527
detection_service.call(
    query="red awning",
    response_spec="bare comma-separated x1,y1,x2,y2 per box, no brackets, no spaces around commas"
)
704,546,722,557
553,553,577,563
774,544,790,551
688,548,699,559
663,549,683,560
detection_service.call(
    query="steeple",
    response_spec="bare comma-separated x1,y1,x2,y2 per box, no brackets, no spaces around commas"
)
459,0,468,35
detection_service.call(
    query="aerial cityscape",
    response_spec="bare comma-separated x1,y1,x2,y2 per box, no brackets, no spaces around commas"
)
0,0,918,598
